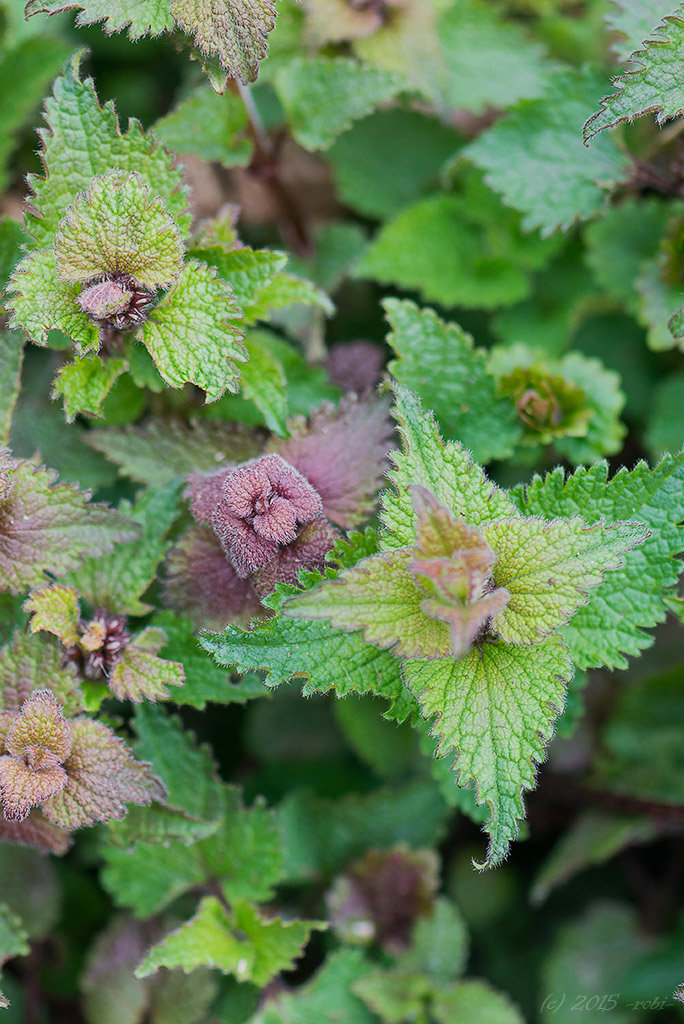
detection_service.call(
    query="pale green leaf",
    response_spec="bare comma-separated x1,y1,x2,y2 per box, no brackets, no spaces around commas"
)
0,631,83,716
398,896,468,984
249,948,376,1024
274,56,404,151
606,0,679,61
25,0,174,38
54,171,184,287
170,0,277,83
140,259,247,400
467,69,631,235
585,10,684,139
287,550,450,659
0,452,139,596
24,582,81,647
381,384,517,551
52,355,126,422
356,180,559,308
7,248,100,351
552,351,626,463
69,481,181,616
154,83,252,167
636,256,684,351
241,334,288,434
485,515,647,645
200,584,415,724
0,331,24,445
109,627,185,703
403,637,572,868
384,299,521,463
512,454,684,668
244,272,334,323
25,57,190,248
437,0,557,114
193,246,287,307
85,417,263,486
432,980,524,1024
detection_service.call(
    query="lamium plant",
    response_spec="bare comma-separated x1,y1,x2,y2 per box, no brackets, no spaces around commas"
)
4,0,684,1018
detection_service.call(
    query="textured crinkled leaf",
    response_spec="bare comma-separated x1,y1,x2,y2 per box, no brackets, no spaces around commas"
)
512,454,684,668
54,172,184,287
274,56,404,151
436,0,556,114
70,481,181,616
200,585,414,723
136,896,319,985
381,384,516,550
585,12,684,139
356,183,559,308
485,516,648,645
162,525,262,631
101,784,283,915
7,248,100,350
5,691,70,761
530,810,657,905
252,949,375,1024
0,332,24,447
52,355,126,422
404,637,572,868
0,757,67,821
170,0,277,83
606,0,678,61
384,299,520,463
466,69,631,235
244,272,334,322
0,811,72,856
269,393,393,529
0,632,83,715
24,583,81,647
25,0,174,38
25,58,190,248
86,416,263,486
109,627,185,703
155,84,252,167
0,452,139,595
141,260,247,399
194,246,287,305
42,718,165,829
287,550,451,659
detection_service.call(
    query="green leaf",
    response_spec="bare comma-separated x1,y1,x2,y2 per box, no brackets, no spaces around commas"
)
85,416,263,486
466,69,631,235
240,334,288,434
7,248,101,351
0,903,29,1009
170,0,277,83
0,845,60,941
585,11,684,139
101,784,284,915
381,384,517,551
0,451,139,595
0,631,83,716
431,980,524,1024
69,481,181,616
137,896,321,986
329,108,462,220
0,331,24,446
251,949,376,1024
384,299,521,463
25,0,175,39
24,56,190,249
140,260,247,399
0,34,72,192
645,371,684,458
513,455,684,669
551,351,626,463
109,627,185,703
436,0,557,114
400,896,469,983
54,171,184,287
24,582,81,647
52,355,126,422
154,83,252,167
403,637,572,868
606,0,678,61
200,585,415,724
274,56,404,151
530,811,657,905
356,181,558,309
483,514,647,645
